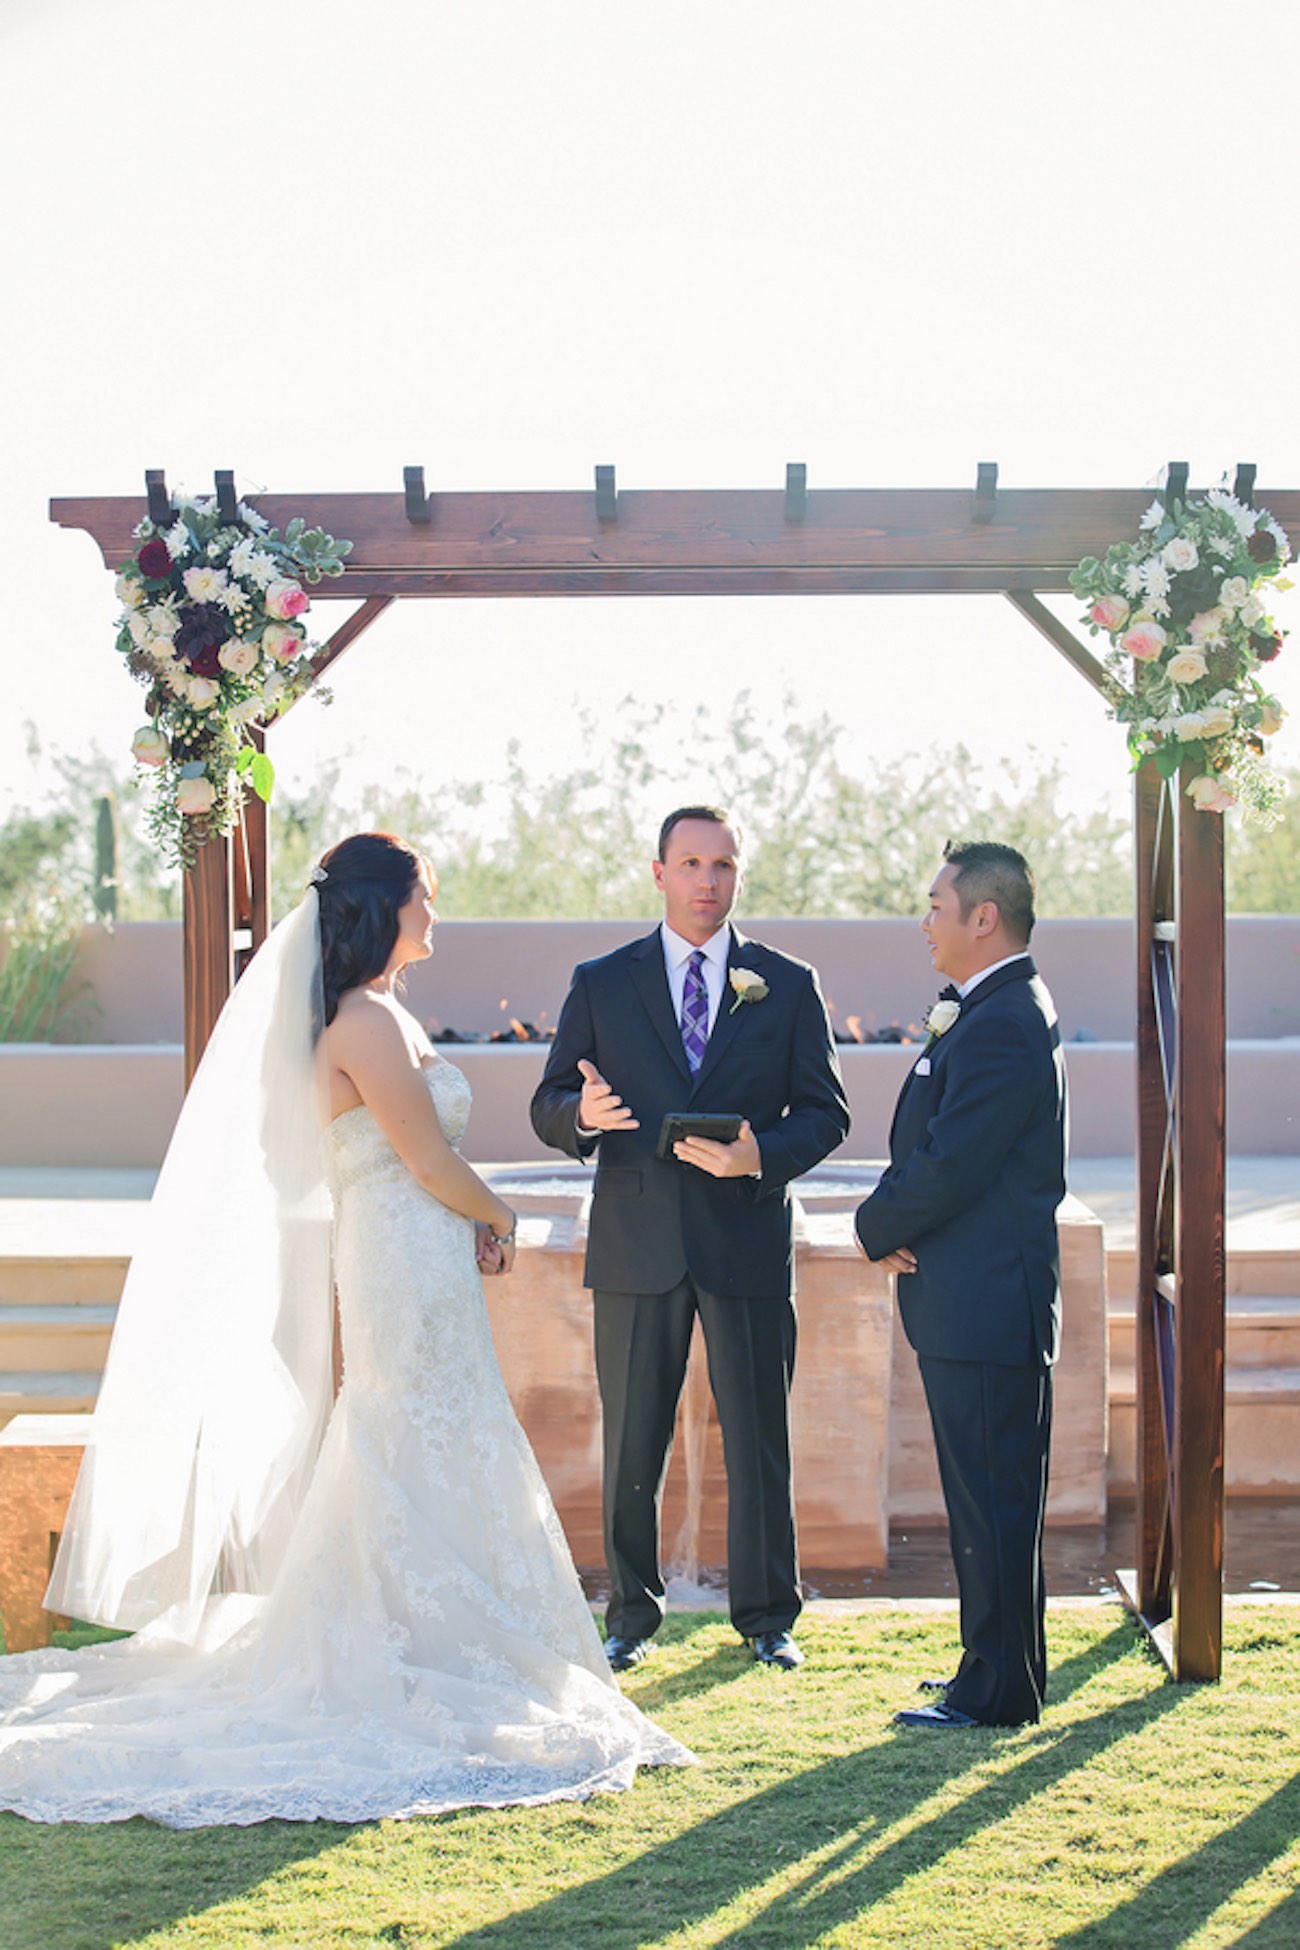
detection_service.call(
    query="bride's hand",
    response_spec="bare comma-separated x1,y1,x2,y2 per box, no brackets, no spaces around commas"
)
475,1223,504,1274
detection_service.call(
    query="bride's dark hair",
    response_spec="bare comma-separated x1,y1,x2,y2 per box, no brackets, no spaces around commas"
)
316,832,427,1026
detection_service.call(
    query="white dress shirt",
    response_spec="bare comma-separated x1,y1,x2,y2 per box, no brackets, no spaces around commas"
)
959,950,1031,1000
661,922,730,1040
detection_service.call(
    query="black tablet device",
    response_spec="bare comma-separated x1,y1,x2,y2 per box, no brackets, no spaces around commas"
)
655,1112,743,1160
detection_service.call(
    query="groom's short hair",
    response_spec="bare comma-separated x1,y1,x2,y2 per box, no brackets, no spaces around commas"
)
943,840,1036,943
657,805,744,861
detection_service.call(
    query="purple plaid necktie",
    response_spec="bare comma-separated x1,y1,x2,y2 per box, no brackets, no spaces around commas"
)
681,949,709,1073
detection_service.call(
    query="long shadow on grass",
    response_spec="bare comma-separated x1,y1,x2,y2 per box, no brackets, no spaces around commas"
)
447,1625,1181,1949
1054,1775,1300,1949
0,1813,349,1950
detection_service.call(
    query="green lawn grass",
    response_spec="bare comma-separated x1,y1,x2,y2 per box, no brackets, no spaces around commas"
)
1,1605,1297,1950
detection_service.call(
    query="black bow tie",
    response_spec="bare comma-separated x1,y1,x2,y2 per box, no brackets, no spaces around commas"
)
938,984,961,1005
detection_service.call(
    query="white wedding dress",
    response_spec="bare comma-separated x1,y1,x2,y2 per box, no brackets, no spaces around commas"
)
0,1059,691,1826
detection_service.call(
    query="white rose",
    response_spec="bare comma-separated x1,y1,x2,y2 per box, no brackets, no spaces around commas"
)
1239,595,1265,628
131,724,169,767
1197,702,1235,739
218,639,259,676
1172,711,1209,742
1259,698,1285,737
186,676,221,708
1163,536,1199,573
1166,649,1208,686
262,672,288,709
924,998,961,1042
115,575,145,609
1218,576,1250,611
127,610,152,647
231,696,265,726
176,774,217,816
727,966,771,1012
1188,607,1229,646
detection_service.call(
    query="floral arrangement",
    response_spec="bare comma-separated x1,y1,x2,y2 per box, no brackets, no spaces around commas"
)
1070,486,1289,826
116,495,351,863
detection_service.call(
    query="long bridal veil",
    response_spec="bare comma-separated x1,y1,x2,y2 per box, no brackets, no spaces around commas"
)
45,891,335,1642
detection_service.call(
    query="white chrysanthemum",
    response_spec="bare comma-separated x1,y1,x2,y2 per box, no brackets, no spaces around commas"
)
238,502,270,532
182,565,229,603
1141,561,1172,598
148,597,180,638
1207,534,1233,557
247,549,278,589
1146,593,1171,618
1231,503,1258,539
1140,500,1165,532
218,581,252,616
164,520,191,560
1206,489,1240,517
1122,564,1146,598
228,537,259,578
1188,607,1229,646
1267,520,1291,562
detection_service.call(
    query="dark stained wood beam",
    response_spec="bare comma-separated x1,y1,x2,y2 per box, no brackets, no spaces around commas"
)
182,834,232,1088
50,485,1300,601
302,594,396,688
1004,590,1109,695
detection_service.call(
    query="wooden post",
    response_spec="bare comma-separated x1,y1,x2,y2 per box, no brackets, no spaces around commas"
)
1133,760,1172,1619
1172,767,1226,1681
182,833,233,1087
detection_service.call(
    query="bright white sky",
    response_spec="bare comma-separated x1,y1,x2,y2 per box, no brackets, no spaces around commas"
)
2,0,1296,844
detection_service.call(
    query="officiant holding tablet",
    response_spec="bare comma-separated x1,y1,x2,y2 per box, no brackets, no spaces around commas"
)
531,807,849,1674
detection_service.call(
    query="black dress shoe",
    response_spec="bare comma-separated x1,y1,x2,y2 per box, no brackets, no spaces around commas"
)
918,1675,957,1693
604,1635,650,1672
894,1703,981,1729
747,1630,804,1670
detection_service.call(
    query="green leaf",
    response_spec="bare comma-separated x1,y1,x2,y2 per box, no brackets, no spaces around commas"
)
250,752,275,802
234,748,255,774
1154,743,1183,779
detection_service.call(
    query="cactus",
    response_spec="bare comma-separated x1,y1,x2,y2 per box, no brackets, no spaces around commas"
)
94,794,119,925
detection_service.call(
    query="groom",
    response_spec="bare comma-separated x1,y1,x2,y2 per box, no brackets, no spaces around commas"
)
855,840,1066,1729
531,807,849,1673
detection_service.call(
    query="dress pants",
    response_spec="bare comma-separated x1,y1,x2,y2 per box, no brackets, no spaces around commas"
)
917,1352,1052,1726
593,1276,800,1642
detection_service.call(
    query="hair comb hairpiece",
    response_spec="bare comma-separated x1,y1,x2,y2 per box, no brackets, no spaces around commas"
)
308,864,328,885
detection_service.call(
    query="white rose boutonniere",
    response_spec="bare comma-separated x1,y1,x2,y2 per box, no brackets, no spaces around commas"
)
729,967,770,1014
923,998,961,1047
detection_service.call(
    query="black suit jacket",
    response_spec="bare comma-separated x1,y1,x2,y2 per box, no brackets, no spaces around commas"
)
854,957,1066,1369
530,925,850,1300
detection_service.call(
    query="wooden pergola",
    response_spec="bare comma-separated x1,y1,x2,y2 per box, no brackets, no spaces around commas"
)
53,462,1298,1682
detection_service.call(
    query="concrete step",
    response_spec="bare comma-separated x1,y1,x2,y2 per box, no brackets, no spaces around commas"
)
1107,1244,1299,1300
0,1371,101,1423
1108,1365,1300,1497
1108,1295,1300,1370
0,1303,117,1370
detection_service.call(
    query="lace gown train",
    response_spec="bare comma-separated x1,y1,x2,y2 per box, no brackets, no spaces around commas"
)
0,1060,691,1826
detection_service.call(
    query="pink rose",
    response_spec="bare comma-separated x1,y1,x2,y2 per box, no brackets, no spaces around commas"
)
262,622,305,665
176,774,217,816
1186,774,1236,815
1089,594,1130,632
265,578,308,620
1121,621,1168,663
131,724,169,767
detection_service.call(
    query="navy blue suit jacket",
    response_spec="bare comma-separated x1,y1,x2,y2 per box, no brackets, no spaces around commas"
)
854,957,1066,1369
530,926,849,1300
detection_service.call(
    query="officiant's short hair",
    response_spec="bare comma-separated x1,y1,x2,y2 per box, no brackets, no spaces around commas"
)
657,805,745,861
943,840,1036,943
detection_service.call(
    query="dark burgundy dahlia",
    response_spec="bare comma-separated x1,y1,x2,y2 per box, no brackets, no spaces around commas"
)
174,602,231,675
137,537,172,579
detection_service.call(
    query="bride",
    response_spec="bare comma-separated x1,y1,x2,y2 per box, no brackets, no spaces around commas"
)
0,832,691,1826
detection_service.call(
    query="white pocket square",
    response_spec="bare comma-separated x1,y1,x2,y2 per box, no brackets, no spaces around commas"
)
914,1056,932,1076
